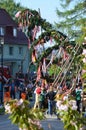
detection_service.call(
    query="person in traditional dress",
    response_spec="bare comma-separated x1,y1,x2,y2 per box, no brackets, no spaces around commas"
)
34,82,41,109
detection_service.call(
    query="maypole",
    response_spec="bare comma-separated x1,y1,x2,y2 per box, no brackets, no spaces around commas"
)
15,8,81,86
15,8,69,82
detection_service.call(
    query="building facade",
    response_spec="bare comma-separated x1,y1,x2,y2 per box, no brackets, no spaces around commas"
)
0,8,30,77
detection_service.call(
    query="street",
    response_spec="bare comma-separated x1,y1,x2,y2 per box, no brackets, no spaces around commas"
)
0,114,64,130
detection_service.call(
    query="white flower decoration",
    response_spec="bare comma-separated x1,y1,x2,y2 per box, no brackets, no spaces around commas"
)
5,104,12,114
59,104,68,111
17,99,24,106
56,100,62,108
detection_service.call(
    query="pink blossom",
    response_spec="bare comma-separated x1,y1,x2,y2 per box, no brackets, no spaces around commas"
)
56,100,62,108
15,11,21,18
59,104,68,111
17,99,24,106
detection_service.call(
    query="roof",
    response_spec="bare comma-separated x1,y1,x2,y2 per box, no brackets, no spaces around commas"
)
0,8,17,27
0,8,28,45
4,29,28,45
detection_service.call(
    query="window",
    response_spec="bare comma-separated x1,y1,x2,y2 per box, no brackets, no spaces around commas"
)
13,28,17,37
19,47,23,54
6,26,12,36
9,47,13,55
0,27,5,36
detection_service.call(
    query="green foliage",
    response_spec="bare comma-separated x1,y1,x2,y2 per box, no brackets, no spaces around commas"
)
56,97,86,130
16,8,81,83
56,0,86,43
55,0,86,87
37,44,59,63
83,87,86,92
82,73,86,80
0,106,5,114
82,63,86,70
5,99,44,130
48,64,61,76
0,0,25,19
13,1,85,89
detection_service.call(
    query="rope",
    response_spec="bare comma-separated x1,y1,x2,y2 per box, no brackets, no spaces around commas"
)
63,67,82,97
46,49,60,69
57,44,80,88
72,67,82,91
52,44,78,87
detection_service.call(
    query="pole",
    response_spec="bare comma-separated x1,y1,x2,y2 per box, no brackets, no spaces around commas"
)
1,43,3,103
0,37,4,104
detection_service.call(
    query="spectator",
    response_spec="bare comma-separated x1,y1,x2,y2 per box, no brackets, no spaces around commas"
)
34,82,41,109
27,80,33,100
75,85,82,113
39,87,46,109
4,81,10,102
18,82,25,99
46,85,56,116
9,79,17,99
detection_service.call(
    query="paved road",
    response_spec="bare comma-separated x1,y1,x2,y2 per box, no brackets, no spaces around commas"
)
0,114,64,130
42,118,63,130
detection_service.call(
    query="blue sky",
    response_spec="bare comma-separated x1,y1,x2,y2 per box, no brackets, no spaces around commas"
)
14,0,60,24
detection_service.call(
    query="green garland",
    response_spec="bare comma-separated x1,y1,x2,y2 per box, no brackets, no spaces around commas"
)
16,8,85,82
31,29,68,48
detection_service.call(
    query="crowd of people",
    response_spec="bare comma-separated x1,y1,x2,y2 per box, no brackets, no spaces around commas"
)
3,78,34,101
34,81,57,116
2,77,57,116
0,75,86,117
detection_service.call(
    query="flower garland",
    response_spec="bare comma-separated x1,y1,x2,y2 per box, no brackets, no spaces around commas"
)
56,92,86,130
5,99,44,130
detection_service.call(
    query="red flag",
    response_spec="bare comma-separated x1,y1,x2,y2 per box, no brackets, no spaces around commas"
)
32,51,36,63
36,65,41,81
63,50,69,61
15,11,21,18
50,37,52,44
32,25,38,41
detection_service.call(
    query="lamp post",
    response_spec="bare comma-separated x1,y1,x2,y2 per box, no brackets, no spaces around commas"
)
0,36,4,104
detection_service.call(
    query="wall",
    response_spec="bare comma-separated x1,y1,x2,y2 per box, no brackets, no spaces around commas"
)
2,43,30,76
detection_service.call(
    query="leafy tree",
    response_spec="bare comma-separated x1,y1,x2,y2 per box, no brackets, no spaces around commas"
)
56,0,86,43
55,0,86,88
0,0,25,19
